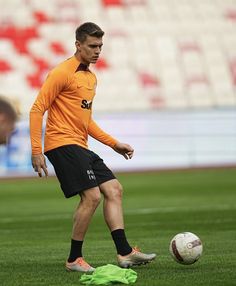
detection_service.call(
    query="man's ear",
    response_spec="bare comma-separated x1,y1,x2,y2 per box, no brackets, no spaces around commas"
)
75,40,81,51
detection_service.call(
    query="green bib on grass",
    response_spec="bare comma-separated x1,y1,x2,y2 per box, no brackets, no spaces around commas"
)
79,264,137,285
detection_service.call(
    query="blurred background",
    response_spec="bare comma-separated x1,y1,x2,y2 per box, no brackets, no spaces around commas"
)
0,0,236,177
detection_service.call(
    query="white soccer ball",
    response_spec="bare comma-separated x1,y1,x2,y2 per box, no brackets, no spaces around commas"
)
169,232,203,265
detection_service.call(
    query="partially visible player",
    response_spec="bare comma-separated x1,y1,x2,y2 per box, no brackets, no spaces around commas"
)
30,22,156,272
0,96,18,145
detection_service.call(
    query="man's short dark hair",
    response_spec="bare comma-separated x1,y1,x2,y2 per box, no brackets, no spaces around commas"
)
0,96,18,122
75,22,104,43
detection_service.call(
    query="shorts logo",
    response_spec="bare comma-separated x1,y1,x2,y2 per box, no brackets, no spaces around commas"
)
87,170,96,180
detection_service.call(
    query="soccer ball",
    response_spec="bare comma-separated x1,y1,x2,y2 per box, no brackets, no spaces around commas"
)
169,232,203,265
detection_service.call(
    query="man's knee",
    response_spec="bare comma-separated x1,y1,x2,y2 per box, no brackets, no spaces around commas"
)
114,181,123,198
81,188,101,207
103,180,123,200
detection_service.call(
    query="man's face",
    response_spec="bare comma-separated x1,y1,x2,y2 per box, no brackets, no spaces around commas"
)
0,114,15,145
76,35,103,65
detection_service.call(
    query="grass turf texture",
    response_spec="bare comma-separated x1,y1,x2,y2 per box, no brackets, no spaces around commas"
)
0,168,235,286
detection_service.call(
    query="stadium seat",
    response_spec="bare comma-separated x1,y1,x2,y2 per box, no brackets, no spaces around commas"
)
0,60,11,73
102,0,122,6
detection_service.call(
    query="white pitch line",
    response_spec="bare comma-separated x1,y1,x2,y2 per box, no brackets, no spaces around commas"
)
0,213,71,223
0,204,235,224
124,204,236,215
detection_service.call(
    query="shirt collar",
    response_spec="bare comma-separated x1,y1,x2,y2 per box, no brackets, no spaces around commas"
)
72,55,89,72
76,63,88,72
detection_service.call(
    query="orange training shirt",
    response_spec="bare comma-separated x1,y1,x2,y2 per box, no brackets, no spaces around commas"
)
30,55,117,155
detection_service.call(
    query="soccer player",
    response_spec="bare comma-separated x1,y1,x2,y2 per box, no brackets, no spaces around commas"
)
0,96,17,145
30,22,156,272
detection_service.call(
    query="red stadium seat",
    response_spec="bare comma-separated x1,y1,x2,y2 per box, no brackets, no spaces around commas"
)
95,58,109,70
50,42,67,55
139,73,161,88
0,60,12,73
33,11,51,23
26,72,44,89
224,8,236,22
102,0,123,6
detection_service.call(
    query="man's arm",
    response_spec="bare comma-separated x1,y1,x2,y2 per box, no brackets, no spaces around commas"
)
30,69,67,177
30,100,48,177
88,119,134,159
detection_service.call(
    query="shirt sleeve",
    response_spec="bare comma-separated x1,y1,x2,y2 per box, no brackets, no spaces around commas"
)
88,118,118,148
29,69,68,155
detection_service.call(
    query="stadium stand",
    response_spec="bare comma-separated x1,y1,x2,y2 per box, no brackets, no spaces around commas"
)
0,0,236,177
0,0,236,114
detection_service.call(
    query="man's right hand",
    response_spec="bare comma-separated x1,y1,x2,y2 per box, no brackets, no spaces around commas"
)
31,154,48,177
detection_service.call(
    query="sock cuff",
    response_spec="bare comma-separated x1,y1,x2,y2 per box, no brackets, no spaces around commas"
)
111,229,125,238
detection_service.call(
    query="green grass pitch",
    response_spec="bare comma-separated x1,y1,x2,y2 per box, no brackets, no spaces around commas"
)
0,168,236,286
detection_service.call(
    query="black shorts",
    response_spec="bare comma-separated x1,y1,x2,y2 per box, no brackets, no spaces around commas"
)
45,144,116,198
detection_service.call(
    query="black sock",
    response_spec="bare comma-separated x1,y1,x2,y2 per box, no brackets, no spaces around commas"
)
111,229,132,256
68,239,83,262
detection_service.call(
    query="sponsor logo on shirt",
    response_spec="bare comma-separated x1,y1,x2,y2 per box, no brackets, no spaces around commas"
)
81,99,92,110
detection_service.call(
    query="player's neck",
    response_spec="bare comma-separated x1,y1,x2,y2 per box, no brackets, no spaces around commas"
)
74,53,90,67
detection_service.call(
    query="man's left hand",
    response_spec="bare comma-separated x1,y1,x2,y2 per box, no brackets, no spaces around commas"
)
113,142,134,160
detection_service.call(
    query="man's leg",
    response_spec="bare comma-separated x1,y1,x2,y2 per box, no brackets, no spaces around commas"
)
99,179,156,268
72,187,101,241
99,179,132,255
66,186,101,272
99,179,124,231
100,179,132,256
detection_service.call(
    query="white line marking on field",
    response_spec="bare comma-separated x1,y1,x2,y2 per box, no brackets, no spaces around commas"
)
0,205,235,224
0,213,71,223
125,204,236,215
